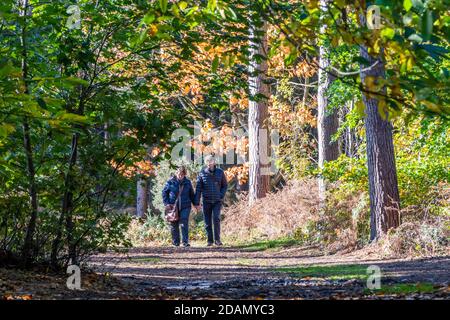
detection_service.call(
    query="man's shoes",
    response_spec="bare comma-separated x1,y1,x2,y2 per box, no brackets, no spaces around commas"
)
207,242,214,246
173,243,180,247
182,243,191,247
214,241,223,246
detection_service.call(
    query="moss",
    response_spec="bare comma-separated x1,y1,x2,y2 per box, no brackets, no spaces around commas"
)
239,237,301,251
364,283,437,295
128,257,161,263
273,264,368,280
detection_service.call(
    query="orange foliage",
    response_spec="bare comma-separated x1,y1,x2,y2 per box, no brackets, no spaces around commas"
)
269,96,316,136
229,90,249,110
191,120,249,185
109,159,155,178
224,162,249,185
267,27,318,79
192,120,248,159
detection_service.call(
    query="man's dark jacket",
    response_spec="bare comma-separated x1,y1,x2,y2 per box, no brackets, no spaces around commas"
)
194,167,227,205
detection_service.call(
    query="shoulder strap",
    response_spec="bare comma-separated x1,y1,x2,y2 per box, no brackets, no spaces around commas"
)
176,184,184,210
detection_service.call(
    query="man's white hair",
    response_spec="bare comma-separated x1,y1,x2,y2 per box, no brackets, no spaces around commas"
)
204,154,216,164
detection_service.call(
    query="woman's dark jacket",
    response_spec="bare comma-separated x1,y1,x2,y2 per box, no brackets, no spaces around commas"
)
162,176,195,210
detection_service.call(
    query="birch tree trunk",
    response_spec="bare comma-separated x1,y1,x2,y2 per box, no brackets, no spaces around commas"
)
248,16,270,205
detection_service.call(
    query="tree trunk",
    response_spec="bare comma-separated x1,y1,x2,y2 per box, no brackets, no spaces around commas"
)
345,99,354,157
19,0,39,266
51,131,80,266
136,177,148,218
64,133,79,264
248,16,270,205
21,120,38,264
51,93,85,267
317,0,340,203
359,8,401,240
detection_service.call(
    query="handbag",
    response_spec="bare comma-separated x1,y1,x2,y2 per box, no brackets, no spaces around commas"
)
165,184,184,223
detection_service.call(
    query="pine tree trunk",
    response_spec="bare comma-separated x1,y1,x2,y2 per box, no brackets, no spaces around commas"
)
317,0,339,202
248,17,270,205
359,17,401,240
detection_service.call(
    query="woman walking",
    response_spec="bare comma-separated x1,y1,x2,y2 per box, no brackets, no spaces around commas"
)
162,166,195,247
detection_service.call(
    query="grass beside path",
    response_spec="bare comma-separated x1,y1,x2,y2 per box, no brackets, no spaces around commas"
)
364,283,439,295
273,264,369,280
238,237,301,251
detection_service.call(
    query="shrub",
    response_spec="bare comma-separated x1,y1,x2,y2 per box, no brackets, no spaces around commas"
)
127,215,171,246
221,179,371,250
222,180,321,243
377,220,449,258
126,209,207,246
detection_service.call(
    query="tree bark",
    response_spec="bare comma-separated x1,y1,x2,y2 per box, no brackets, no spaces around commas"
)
136,177,148,218
51,96,84,267
345,99,354,157
248,16,270,205
359,7,401,240
64,133,79,264
19,0,39,266
317,0,339,202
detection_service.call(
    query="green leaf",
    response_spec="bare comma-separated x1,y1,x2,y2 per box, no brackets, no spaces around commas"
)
0,123,15,138
421,9,433,41
211,55,219,72
143,13,155,24
63,77,89,87
403,0,413,11
56,112,88,124
0,61,21,78
178,1,188,10
355,100,366,117
159,0,168,13
335,0,345,9
226,7,237,20
380,27,395,39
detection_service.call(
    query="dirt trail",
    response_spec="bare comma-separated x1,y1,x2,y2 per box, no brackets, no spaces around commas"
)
90,244,450,299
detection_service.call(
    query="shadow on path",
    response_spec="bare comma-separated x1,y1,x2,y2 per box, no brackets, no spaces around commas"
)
91,245,450,299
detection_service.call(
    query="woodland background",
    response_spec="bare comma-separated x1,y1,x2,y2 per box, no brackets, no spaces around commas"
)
0,0,448,272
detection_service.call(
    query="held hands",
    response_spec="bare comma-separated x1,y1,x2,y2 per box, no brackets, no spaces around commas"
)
194,205,202,212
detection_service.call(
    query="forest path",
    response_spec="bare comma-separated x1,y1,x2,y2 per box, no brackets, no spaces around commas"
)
90,244,450,299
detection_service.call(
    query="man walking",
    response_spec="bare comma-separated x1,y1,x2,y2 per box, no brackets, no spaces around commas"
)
194,155,228,246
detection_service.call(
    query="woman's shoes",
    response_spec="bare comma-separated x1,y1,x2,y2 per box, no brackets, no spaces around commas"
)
173,243,180,247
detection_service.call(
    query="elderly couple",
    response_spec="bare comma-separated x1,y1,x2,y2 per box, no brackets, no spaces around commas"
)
162,155,228,247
